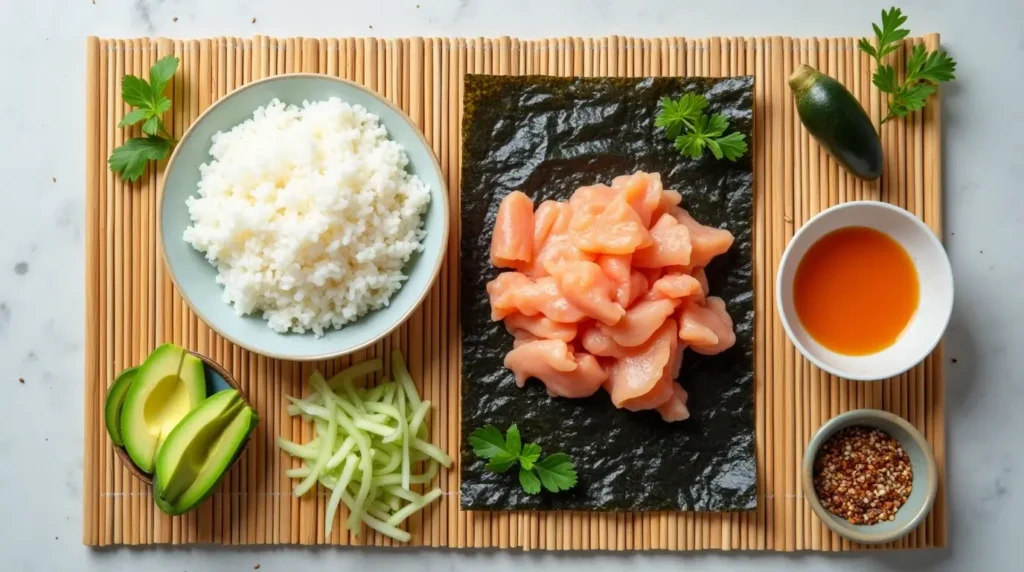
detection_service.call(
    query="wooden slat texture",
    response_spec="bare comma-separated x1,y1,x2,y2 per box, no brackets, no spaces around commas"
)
83,35,946,550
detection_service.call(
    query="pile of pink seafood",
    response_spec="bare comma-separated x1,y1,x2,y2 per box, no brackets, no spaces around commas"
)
486,172,738,422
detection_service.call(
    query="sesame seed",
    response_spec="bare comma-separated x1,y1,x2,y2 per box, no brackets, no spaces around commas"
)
813,426,913,525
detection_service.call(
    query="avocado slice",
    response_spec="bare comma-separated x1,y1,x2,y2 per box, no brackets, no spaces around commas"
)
104,366,138,447
153,389,258,515
120,344,206,474
155,389,245,502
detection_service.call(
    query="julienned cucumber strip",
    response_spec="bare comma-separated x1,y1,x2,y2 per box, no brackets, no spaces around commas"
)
277,350,452,542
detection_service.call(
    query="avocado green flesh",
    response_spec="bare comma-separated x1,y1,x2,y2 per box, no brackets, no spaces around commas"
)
154,397,258,516
120,344,206,474
789,64,883,180
103,367,138,447
156,389,244,503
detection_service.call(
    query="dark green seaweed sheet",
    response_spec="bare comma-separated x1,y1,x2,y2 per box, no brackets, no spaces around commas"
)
460,75,755,512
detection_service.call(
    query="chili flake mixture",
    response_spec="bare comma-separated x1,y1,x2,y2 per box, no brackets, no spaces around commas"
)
813,426,913,525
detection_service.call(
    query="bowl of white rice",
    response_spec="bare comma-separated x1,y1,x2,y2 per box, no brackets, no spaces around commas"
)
160,74,448,361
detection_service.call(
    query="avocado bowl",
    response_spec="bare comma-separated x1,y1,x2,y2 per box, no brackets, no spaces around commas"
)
112,350,252,486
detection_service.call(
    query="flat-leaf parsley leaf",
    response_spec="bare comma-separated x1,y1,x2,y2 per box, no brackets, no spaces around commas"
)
108,137,172,182
859,7,956,124
656,93,747,162
468,424,577,495
533,453,578,493
108,56,179,182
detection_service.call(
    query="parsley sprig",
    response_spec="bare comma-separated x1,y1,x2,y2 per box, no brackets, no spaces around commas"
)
468,424,577,494
655,93,747,162
108,56,180,182
858,7,956,124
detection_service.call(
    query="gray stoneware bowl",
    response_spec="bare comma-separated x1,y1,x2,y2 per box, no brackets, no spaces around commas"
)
160,74,449,361
802,409,937,545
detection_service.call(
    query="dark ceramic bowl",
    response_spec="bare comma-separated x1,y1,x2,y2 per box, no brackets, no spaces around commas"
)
113,350,249,484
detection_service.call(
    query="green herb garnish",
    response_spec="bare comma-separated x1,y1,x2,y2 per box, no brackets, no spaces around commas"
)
108,56,179,182
655,93,748,162
858,7,956,124
468,424,577,494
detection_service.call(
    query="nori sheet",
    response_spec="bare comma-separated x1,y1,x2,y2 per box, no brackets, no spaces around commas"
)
460,75,756,512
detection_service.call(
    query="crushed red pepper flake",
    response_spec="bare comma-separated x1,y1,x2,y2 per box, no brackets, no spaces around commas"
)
813,426,912,525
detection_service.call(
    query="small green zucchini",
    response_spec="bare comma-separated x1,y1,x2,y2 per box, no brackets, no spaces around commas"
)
789,64,883,180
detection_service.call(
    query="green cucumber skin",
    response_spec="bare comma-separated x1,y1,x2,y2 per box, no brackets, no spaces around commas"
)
792,68,883,180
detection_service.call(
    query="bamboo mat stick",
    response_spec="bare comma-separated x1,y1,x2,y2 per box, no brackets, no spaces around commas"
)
794,37,809,552
809,37,827,551
912,35,928,549
113,39,129,545
895,39,909,550
406,35,426,546
130,38,144,544
924,33,947,549
95,37,109,548
84,36,100,546
99,36,113,547
443,35,457,549
779,34,796,553
431,36,448,548
795,38,809,551
802,34,820,554
101,38,115,548
746,35,762,551
766,34,782,551
880,25,897,545
185,39,200,543
129,38,144,544
140,37,155,543
144,36,158,544
903,36,920,550
455,36,468,550
114,38,129,545
427,35,440,548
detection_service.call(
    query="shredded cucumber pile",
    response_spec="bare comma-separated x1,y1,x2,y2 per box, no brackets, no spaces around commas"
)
278,350,451,542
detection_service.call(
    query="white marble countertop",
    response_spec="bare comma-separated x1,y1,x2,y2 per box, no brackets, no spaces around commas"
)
1,0,1021,570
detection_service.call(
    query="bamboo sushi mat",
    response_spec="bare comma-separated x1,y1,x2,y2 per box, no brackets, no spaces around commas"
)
83,35,947,550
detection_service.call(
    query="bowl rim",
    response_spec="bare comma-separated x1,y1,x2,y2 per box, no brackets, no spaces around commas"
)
158,72,450,362
776,200,953,381
113,350,251,484
801,408,938,545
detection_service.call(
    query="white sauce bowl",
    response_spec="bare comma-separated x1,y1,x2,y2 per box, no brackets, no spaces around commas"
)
776,201,953,381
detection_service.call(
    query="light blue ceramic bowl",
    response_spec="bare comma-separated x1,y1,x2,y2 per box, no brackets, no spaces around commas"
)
803,409,937,545
160,74,449,361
